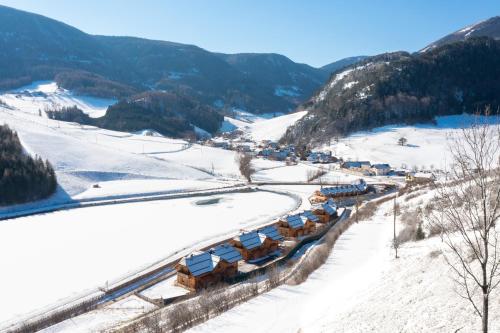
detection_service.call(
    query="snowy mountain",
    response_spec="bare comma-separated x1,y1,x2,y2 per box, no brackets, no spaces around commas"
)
282,38,500,146
421,16,500,52
320,55,368,73
0,5,332,115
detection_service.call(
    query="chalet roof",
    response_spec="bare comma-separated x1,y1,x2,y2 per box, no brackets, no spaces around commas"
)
372,163,391,169
301,210,320,223
258,225,284,241
181,251,220,277
234,231,267,250
312,200,337,215
286,214,306,229
211,243,242,264
343,161,371,168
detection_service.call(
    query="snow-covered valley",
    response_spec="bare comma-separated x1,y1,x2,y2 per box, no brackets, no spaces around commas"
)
1,81,499,333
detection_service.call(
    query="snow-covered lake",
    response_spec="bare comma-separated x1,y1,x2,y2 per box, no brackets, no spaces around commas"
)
0,190,297,325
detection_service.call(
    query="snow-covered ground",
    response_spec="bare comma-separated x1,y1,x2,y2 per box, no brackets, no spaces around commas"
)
0,191,297,326
323,114,500,170
40,295,156,333
221,110,307,142
190,187,500,333
0,81,116,118
190,202,394,333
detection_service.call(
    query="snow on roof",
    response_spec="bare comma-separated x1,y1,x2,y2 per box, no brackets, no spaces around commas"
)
257,225,284,241
301,210,320,223
182,251,220,277
235,231,267,250
211,243,242,264
372,163,391,169
286,214,306,229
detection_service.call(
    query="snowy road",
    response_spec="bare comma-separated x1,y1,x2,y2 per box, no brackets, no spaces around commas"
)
190,203,393,333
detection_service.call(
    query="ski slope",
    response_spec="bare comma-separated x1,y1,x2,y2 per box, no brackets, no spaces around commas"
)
0,191,297,326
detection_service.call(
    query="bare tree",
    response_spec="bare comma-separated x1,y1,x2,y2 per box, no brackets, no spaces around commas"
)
429,112,500,333
236,152,255,182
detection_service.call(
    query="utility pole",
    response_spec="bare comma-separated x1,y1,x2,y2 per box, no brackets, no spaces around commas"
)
355,192,359,223
393,193,399,259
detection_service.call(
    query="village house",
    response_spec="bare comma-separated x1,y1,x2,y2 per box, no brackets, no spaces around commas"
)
277,213,316,238
230,230,279,261
257,224,284,242
307,151,334,164
406,172,436,184
371,163,391,176
341,161,372,174
311,198,338,223
175,251,222,290
175,243,244,290
311,179,368,202
210,243,243,277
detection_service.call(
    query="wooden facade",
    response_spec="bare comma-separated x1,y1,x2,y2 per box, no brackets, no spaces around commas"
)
175,244,242,291
230,231,279,261
277,214,316,238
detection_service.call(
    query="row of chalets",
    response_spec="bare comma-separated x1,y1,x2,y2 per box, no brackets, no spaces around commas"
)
175,182,367,291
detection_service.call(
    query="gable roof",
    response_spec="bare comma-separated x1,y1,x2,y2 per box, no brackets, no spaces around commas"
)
312,198,337,216
181,251,220,277
372,163,391,169
211,243,242,264
234,231,267,250
285,214,306,229
301,210,320,223
258,225,284,241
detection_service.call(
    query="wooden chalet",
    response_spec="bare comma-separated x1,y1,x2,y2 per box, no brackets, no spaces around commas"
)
257,224,284,242
311,198,338,223
278,213,316,238
175,243,242,290
230,231,279,261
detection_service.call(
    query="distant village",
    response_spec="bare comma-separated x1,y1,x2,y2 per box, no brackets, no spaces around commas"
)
203,136,436,183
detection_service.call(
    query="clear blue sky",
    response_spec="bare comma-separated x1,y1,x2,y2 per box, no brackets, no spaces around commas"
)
1,0,499,67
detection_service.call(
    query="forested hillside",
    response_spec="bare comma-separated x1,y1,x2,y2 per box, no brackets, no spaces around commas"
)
0,125,57,205
0,5,331,114
282,38,500,146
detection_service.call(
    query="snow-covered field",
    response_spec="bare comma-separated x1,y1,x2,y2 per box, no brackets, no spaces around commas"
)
222,110,307,142
0,81,115,118
0,191,297,326
41,295,156,333
324,114,500,170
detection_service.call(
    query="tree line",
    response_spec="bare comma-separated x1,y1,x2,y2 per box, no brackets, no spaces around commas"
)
0,124,57,205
